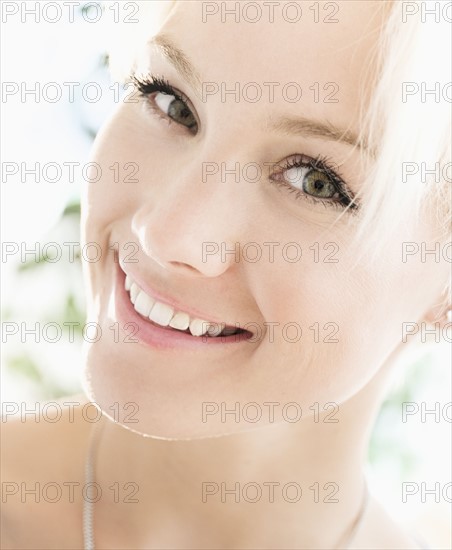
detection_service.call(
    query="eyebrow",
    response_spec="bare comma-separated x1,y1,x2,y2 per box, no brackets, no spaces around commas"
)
150,34,203,97
149,34,366,152
268,117,366,151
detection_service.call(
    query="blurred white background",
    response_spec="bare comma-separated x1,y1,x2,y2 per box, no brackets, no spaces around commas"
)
1,2,451,548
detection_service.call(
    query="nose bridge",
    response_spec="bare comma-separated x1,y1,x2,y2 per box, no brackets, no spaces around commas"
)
131,142,252,276
141,145,247,229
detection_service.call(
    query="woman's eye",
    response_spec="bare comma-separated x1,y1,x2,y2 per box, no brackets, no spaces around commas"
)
154,91,197,132
131,75,198,133
284,166,337,199
271,156,357,211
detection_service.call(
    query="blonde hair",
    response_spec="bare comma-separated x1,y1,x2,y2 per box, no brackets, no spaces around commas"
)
105,0,451,296
353,1,451,263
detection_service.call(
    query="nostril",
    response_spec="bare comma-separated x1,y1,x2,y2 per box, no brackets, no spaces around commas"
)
172,261,193,268
169,261,202,275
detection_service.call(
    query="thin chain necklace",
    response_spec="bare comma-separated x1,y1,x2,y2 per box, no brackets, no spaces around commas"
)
83,419,369,550
83,417,104,550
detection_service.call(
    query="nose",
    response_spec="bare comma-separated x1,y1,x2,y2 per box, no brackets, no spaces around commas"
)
131,155,248,278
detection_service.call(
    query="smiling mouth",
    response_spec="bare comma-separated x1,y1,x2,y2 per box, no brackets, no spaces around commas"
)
123,272,249,339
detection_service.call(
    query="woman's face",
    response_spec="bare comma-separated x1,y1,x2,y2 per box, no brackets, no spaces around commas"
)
82,1,446,438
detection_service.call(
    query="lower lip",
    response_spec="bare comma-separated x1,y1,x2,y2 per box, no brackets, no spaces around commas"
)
114,264,252,350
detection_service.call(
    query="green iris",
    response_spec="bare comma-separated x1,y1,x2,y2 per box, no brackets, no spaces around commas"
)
167,99,197,129
303,170,336,198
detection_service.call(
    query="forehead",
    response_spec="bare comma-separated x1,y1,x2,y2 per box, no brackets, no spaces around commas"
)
156,1,388,123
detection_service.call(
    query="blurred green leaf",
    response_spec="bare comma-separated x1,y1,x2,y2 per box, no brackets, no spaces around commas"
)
62,201,81,217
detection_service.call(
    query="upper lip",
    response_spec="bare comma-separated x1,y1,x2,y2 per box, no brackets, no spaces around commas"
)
119,260,253,333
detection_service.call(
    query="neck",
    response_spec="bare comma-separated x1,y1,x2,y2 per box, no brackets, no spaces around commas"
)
91,361,394,549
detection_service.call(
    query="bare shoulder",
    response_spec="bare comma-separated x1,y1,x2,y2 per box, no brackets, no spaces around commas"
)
1,394,95,482
1,394,97,549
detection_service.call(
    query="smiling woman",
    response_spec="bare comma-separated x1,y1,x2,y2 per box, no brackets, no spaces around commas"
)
1,1,451,549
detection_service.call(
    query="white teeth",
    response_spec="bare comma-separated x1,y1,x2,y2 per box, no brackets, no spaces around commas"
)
125,275,132,291
207,323,225,337
189,318,210,337
124,272,236,337
134,291,155,317
149,301,174,326
169,311,190,331
130,283,140,304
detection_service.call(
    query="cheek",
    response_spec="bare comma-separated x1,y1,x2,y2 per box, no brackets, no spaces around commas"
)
80,109,142,311
248,260,365,399
250,237,443,405
82,104,166,239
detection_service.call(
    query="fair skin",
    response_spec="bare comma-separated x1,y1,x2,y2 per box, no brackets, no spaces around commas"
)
2,1,449,548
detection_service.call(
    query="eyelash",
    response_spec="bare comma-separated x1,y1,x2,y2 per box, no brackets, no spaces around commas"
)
131,73,359,213
272,155,358,212
131,74,195,127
